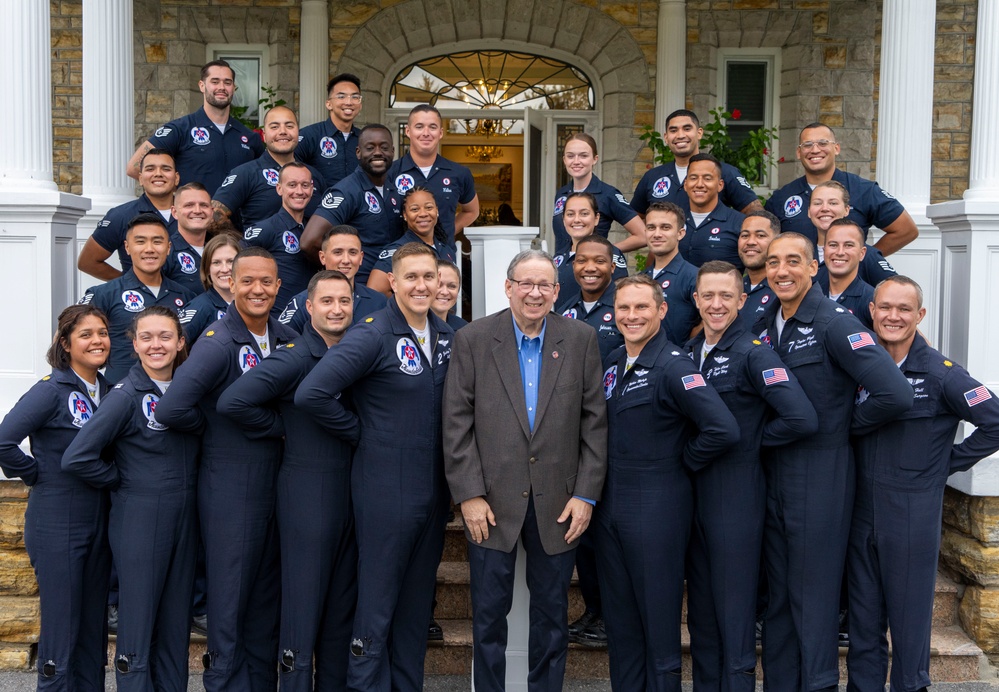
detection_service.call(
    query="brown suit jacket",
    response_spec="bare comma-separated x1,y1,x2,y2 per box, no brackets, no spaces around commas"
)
443,309,607,555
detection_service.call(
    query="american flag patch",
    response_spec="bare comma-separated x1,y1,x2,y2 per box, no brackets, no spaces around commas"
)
848,332,875,350
682,374,706,390
763,368,789,386
965,386,993,407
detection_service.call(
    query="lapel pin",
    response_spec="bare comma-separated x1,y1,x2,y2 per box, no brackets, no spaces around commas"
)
552,351,559,359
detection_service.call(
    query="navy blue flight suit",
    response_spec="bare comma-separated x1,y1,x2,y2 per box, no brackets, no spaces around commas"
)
369,230,456,278
90,194,176,273
163,230,206,295
295,300,453,692
79,271,196,383
685,325,818,692
848,335,999,692
386,153,476,250
243,208,317,317
296,122,361,187
738,275,775,331
552,248,628,296
594,327,739,691
553,283,623,630
218,322,358,692
62,362,200,692
817,273,876,329
815,244,897,288
0,368,111,691
155,307,297,692
556,283,624,363
753,284,913,691
681,201,747,270
146,108,264,195
312,166,404,283
446,312,469,330
551,175,639,256
643,254,700,345
213,152,325,232
180,288,229,345
765,169,906,247
631,160,759,216
279,282,386,334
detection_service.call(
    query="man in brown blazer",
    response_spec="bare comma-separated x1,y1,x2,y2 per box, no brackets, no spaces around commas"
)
443,249,608,692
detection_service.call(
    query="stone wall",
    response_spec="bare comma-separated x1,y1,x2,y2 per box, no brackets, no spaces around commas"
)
0,482,37,670
52,0,84,195
942,487,999,656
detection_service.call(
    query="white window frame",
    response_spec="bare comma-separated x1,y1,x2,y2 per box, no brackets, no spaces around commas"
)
716,47,781,192
206,44,271,126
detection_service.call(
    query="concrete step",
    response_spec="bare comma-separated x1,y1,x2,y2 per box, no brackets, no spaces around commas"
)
424,619,987,682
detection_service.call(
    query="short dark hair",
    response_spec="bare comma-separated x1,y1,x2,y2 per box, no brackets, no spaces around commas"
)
126,212,169,236
140,148,174,169
646,201,686,228
696,260,742,290
322,224,361,247
799,122,835,140
327,73,361,95
743,210,780,235
359,123,392,138
174,181,209,204
615,273,664,309
688,152,722,176
665,109,700,129
771,232,815,263
200,60,234,82
391,241,437,273
813,180,850,206
307,269,351,300
409,104,442,123
575,234,615,260
232,246,277,276
826,218,865,243
47,305,109,370
128,305,188,372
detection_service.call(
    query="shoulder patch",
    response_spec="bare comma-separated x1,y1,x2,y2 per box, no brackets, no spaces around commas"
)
206,330,215,337
41,375,50,381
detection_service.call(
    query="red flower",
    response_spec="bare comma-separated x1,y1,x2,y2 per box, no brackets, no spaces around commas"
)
778,156,786,163
731,109,742,120
762,148,769,155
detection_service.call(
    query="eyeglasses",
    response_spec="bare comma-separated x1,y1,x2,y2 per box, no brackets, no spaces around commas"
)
798,139,836,150
331,93,363,103
510,280,556,295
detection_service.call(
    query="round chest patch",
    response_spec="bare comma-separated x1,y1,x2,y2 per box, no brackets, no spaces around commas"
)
121,290,145,312
68,391,94,428
319,136,338,158
397,337,423,375
602,312,613,322
364,191,382,214
784,195,804,217
651,176,671,198
395,174,416,194
262,168,280,187
190,127,210,145
282,230,301,254
238,345,260,372
177,251,198,274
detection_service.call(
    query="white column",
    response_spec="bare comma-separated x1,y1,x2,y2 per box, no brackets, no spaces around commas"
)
964,0,999,202
77,0,135,294
654,0,686,131
871,0,941,343
0,0,57,191
0,0,91,417
299,0,330,125
927,0,999,496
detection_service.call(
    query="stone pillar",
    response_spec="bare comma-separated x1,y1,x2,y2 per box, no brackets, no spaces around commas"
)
654,0,686,131
872,0,940,343
464,225,538,691
77,0,136,295
0,0,91,416
928,0,999,655
299,0,330,125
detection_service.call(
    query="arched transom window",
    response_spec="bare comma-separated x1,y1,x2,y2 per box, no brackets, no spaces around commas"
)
391,50,594,111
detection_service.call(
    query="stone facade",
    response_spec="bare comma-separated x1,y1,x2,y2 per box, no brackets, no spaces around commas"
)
52,0,84,195
0,483,37,670
943,487,999,657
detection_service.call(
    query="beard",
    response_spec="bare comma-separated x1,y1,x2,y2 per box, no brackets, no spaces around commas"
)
205,91,232,109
